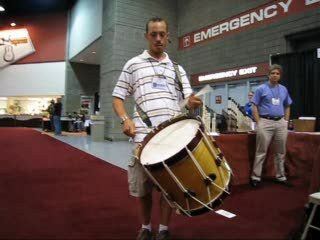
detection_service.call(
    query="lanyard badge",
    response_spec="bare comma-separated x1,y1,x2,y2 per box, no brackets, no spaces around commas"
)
272,98,280,105
152,75,168,90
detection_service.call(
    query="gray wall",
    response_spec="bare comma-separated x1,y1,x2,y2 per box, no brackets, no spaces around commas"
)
64,0,102,114
177,0,320,75
100,0,178,141
64,62,100,114
97,0,319,140
68,0,103,59
176,0,320,112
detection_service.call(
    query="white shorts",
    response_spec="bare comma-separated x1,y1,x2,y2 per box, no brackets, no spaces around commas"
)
127,147,153,197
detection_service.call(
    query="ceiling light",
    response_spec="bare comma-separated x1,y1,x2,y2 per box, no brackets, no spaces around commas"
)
91,51,96,54
0,6,5,12
10,23,16,27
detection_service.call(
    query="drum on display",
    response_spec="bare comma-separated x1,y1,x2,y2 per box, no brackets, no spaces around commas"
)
139,115,232,216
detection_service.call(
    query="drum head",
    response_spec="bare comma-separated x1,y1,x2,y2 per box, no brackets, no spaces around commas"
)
140,118,201,165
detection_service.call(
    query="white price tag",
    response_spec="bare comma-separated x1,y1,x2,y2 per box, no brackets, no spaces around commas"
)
215,209,236,218
317,48,320,59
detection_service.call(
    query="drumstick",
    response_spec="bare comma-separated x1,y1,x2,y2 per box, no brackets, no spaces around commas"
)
134,129,152,134
179,84,214,108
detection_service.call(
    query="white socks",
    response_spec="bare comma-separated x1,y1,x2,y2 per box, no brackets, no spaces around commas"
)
159,224,168,232
142,223,152,231
141,224,169,232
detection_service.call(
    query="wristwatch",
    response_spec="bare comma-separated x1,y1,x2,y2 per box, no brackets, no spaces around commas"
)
120,115,129,124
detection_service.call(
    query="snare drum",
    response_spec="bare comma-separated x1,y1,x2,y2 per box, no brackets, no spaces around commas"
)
139,115,231,216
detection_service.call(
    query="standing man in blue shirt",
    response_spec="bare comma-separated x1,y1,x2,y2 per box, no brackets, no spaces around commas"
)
250,64,293,187
244,91,254,119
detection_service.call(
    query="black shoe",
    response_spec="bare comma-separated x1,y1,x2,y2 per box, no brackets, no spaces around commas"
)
156,230,170,240
250,179,260,187
137,229,153,240
275,180,293,188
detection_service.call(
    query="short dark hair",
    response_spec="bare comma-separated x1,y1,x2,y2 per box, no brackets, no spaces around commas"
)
269,64,283,75
145,17,169,33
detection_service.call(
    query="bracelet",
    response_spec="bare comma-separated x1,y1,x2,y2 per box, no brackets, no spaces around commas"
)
120,115,129,124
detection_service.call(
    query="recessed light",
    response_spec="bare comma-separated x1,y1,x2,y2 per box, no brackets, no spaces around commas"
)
0,6,5,12
91,51,96,54
10,23,16,27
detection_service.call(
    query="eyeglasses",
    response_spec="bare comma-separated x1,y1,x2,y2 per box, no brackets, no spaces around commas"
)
149,32,168,38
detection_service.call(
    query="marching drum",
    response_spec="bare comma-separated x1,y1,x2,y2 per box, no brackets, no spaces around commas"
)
139,115,231,216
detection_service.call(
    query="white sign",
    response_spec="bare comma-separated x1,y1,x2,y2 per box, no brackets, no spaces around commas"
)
0,28,35,68
183,36,191,48
306,0,320,5
199,66,258,81
215,209,237,218
194,0,292,44
180,0,320,49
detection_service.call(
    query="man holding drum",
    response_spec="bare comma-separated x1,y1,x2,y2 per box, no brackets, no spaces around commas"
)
112,17,202,240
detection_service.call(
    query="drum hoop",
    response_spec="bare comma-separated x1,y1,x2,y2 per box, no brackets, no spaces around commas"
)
143,128,203,171
139,114,203,164
141,114,201,147
186,184,232,216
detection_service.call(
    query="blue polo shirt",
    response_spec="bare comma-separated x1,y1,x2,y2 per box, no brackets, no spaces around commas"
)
252,83,292,117
244,102,253,118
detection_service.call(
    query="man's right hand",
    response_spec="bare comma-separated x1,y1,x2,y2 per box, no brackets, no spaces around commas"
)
122,119,136,137
187,93,202,109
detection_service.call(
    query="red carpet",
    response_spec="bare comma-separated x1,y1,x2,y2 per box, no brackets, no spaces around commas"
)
0,128,310,239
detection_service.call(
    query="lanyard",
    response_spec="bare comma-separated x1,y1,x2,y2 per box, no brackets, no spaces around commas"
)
268,84,280,99
149,59,167,77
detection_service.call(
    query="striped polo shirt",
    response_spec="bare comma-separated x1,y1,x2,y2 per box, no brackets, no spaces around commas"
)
112,50,193,143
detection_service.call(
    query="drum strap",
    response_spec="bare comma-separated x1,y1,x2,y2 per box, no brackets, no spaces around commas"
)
172,62,185,99
173,62,197,115
173,61,197,115
136,104,152,127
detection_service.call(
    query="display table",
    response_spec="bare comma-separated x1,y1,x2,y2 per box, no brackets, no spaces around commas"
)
213,132,320,193
42,117,75,132
0,114,42,128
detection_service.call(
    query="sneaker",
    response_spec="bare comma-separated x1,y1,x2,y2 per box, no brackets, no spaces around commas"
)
137,228,153,240
156,230,170,240
250,179,260,188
